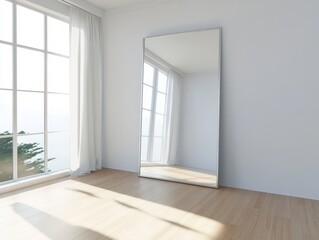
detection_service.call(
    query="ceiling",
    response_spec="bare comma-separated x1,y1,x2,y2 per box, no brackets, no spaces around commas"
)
84,0,154,9
145,29,220,75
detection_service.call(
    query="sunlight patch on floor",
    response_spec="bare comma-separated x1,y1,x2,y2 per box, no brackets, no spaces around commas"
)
0,179,225,240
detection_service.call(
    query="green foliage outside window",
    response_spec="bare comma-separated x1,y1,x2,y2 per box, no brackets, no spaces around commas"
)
0,131,54,182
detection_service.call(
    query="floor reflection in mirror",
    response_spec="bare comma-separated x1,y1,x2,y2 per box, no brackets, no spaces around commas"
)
141,164,217,187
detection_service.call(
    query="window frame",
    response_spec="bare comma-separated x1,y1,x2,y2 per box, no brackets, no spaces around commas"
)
141,60,169,164
0,0,70,184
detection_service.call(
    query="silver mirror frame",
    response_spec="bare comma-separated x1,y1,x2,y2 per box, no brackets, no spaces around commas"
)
138,28,221,188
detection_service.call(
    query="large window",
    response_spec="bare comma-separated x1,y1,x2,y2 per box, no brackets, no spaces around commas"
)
0,0,70,183
141,62,168,163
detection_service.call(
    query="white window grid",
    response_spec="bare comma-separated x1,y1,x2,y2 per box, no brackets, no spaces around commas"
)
0,0,70,183
141,61,169,163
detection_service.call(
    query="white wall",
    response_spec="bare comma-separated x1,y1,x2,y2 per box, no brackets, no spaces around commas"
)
178,74,219,172
103,0,319,200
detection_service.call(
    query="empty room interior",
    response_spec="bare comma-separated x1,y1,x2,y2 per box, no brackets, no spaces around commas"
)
0,0,319,239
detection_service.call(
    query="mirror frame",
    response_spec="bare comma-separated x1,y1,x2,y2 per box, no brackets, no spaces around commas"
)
138,28,221,188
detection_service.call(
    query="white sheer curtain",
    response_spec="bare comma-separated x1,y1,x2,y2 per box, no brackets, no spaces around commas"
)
163,71,181,165
69,7,102,176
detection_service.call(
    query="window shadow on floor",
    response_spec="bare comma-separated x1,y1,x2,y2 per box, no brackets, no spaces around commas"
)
12,202,114,240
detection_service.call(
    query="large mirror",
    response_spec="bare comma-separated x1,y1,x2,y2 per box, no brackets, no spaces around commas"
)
139,28,221,188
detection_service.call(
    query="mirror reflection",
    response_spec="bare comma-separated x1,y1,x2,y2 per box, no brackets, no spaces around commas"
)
139,29,221,188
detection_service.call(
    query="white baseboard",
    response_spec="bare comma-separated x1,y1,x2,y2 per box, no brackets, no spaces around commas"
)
0,170,70,195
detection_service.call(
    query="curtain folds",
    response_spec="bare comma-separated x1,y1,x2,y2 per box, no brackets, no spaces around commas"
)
69,7,103,176
163,71,181,165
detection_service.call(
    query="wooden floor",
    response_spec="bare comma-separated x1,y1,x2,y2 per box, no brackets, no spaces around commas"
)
0,169,318,240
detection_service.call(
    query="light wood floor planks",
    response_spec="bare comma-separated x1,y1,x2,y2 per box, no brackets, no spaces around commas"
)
0,169,318,240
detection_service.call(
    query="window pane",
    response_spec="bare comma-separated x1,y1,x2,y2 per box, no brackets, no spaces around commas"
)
0,90,12,134
0,0,12,42
141,137,148,162
142,84,153,110
48,54,69,93
48,17,69,56
143,63,154,86
158,72,168,93
17,92,44,134
17,47,44,91
17,5,44,49
154,114,164,137
141,110,151,136
0,137,13,182
18,134,44,178
48,94,69,132
0,43,12,89
152,137,162,162
156,92,166,114
48,132,69,172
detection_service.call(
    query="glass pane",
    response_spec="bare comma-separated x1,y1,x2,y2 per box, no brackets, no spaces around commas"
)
47,17,69,56
158,72,168,93
143,63,154,86
141,109,151,136
156,92,166,114
48,94,69,132
141,137,148,161
0,90,12,134
18,134,44,178
48,54,69,93
48,132,69,172
0,137,13,182
17,92,44,134
17,47,44,91
154,114,164,137
0,0,12,42
0,43,12,89
152,137,162,162
142,84,153,110
17,5,44,49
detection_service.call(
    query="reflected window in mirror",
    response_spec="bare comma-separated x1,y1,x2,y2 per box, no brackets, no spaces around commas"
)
141,61,179,164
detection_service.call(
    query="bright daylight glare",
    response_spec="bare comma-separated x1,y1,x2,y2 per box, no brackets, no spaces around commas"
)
0,2,70,182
